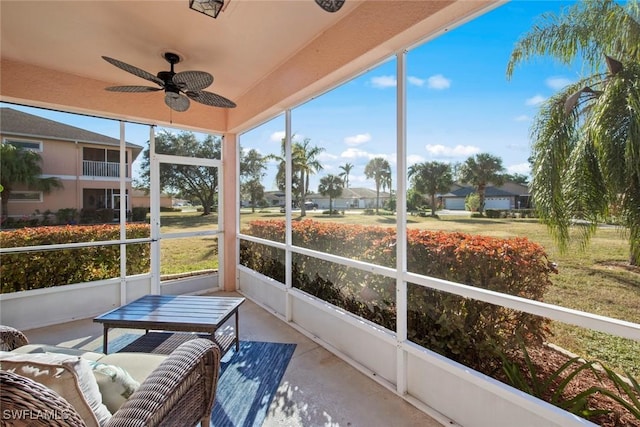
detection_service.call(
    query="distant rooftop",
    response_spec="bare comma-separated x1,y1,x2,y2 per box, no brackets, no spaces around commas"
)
0,107,143,152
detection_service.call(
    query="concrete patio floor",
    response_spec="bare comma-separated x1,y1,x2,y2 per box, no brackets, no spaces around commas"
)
20,291,444,427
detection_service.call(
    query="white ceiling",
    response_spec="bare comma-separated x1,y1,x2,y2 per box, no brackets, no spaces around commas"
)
0,0,500,133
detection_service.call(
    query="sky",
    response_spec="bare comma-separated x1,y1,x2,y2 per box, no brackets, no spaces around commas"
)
2,0,583,193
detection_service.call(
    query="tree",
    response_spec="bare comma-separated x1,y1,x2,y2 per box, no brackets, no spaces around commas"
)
240,148,267,213
458,153,505,216
0,143,62,217
503,173,530,185
507,0,640,265
295,140,325,217
272,137,324,217
364,157,392,214
339,162,354,188
271,138,302,207
139,130,220,215
318,174,344,214
408,161,453,216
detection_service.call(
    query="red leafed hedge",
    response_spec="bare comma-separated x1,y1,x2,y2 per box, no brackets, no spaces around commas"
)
241,219,556,369
1,224,150,293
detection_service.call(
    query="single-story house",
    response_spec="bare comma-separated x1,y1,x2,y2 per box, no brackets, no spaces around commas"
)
308,187,391,210
440,182,531,210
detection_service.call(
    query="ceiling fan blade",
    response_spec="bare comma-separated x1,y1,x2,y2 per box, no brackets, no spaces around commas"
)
106,86,162,93
102,56,164,86
173,71,214,92
315,0,345,13
165,93,191,112
186,90,236,108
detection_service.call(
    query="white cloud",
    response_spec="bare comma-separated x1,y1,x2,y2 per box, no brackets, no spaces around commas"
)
344,133,371,146
507,162,531,175
318,152,338,161
546,76,572,91
341,147,373,159
269,131,285,142
369,74,450,89
427,74,451,90
269,131,306,143
370,75,396,88
525,94,546,106
514,115,530,122
408,76,425,87
407,154,426,166
425,144,480,158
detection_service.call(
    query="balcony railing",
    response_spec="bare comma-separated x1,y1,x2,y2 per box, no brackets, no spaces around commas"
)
82,160,128,177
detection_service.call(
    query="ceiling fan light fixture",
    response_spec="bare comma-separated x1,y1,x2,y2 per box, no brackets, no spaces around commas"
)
315,0,345,13
189,0,224,19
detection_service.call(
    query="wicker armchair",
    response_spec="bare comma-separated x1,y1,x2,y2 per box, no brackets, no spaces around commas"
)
0,324,29,351
0,326,221,427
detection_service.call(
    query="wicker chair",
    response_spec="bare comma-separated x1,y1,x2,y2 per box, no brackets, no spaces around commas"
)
0,324,29,351
0,326,221,427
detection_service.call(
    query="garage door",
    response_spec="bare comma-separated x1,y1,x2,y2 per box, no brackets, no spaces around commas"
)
485,198,511,210
444,198,465,210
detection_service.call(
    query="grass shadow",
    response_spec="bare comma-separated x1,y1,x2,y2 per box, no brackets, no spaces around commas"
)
437,218,506,225
589,262,640,292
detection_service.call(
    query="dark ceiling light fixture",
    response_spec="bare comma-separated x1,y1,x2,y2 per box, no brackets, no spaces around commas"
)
315,0,345,13
189,0,225,19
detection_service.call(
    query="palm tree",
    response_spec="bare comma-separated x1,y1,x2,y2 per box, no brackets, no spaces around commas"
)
318,174,344,215
507,0,640,265
458,153,505,216
338,162,354,188
408,161,453,216
364,157,392,214
270,137,324,217
1,143,63,218
270,136,303,209
294,139,325,217
240,148,267,213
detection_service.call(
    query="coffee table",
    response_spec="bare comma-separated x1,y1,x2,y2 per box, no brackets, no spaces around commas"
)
94,294,245,355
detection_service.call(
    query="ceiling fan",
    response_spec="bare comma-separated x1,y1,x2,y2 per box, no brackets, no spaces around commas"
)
102,52,236,112
315,0,345,13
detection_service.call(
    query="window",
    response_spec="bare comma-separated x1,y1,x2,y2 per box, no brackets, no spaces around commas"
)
4,138,42,152
8,191,42,202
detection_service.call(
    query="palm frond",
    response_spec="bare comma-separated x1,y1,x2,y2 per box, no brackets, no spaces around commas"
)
530,90,580,251
507,0,640,79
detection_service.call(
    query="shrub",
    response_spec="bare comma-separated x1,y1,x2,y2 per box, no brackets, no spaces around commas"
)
80,208,115,224
131,207,148,222
363,209,375,215
0,224,150,293
55,208,79,225
500,341,609,419
465,192,480,211
241,219,555,371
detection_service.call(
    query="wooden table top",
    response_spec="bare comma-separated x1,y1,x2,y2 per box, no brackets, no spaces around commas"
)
94,294,245,331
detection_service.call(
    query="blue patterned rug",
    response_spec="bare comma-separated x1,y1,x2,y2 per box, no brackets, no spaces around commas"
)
211,341,297,427
99,335,296,427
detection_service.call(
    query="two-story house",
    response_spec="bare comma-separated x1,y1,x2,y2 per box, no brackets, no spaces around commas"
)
1,107,143,220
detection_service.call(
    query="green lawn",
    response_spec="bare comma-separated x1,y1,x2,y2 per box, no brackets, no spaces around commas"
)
159,211,219,274
175,208,640,375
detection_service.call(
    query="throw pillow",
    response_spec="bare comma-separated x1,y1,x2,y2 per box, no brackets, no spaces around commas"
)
88,361,140,413
0,351,112,427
